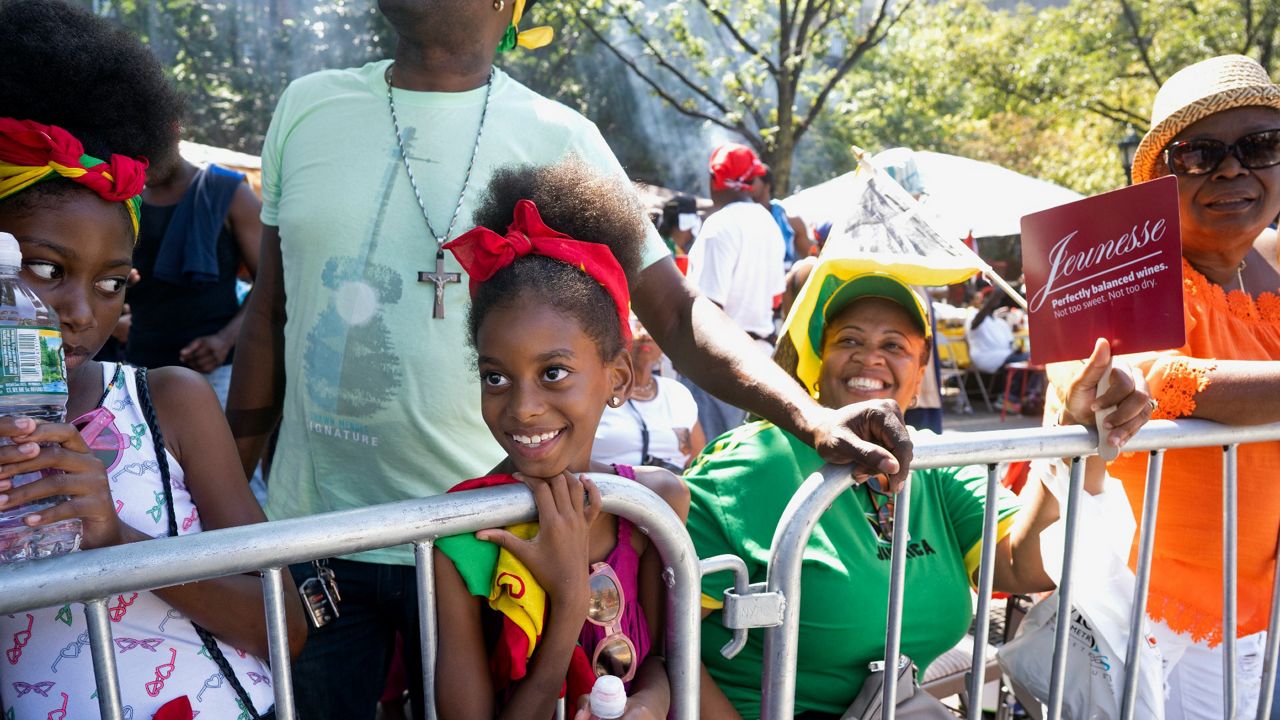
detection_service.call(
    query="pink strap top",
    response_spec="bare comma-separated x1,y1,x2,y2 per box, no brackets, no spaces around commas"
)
578,465,652,683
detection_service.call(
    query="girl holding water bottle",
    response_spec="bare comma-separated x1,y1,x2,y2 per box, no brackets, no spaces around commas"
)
433,158,689,720
0,2,305,717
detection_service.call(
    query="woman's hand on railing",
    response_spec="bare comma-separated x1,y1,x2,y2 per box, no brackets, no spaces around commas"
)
1058,338,1156,448
0,417,125,549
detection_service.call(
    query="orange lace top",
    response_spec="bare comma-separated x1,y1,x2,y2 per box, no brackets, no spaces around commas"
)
1076,258,1280,645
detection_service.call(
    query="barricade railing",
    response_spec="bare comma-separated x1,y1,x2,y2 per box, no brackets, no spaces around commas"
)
0,475,702,720
738,418,1280,720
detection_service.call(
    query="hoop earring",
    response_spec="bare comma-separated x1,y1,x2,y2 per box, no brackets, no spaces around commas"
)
493,0,505,10
909,396,919,409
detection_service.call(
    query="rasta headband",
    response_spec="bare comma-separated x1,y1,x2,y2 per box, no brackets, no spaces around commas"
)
497,0,553,53
0,118,147,238
444,199,632,345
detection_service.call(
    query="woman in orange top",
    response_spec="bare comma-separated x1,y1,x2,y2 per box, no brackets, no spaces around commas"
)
1051,55,1280,720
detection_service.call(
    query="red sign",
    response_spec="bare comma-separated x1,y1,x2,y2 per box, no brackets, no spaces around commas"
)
1021,176,1185,365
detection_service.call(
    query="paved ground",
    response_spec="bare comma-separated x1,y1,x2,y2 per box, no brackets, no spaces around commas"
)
941,404,1041,433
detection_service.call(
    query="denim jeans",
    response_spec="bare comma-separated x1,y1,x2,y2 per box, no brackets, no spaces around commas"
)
288,559,423,720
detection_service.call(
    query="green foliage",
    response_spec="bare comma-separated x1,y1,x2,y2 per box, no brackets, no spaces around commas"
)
93,0,392,153
575,0,913,191
831,0,1280,195
80,0,1280,196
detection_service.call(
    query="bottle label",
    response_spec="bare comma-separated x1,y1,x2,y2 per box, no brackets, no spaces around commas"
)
0,327,68,397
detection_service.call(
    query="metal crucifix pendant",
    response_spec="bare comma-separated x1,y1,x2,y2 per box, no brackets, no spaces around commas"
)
418,250,462,319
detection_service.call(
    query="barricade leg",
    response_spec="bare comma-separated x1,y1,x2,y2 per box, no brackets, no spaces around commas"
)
597,480,703,720
415,540,439,720
85,597,124,720
1225,444,1239,719
1256,523,1280,720
882,475,913,720
263,566,297,720
1121,450,1165,720
761,466,859,720
1046,457,1085,720
966,464,1001,720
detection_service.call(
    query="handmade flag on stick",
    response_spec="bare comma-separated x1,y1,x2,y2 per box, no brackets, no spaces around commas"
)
776,149,1021,393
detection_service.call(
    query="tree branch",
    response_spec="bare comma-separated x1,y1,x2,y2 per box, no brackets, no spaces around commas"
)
1117,0,1164,87
704,21,770,131
1090,100,1148,126
983,67,1147,126
604,8,736,118
693,0,780,76
796,0,905,137
577,15,754,140
811,0,844,41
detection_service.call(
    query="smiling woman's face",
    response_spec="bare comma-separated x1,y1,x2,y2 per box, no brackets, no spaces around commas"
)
1164,106,1280,254
817,297,928,412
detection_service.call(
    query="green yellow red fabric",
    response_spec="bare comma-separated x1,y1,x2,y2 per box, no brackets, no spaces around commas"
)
436,474,596,703
496,0,553,52
0,118,147,237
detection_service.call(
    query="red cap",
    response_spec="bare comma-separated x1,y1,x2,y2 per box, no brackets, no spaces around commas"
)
709,143,766,191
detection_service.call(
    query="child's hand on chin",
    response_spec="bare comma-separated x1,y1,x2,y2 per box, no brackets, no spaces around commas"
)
0,416,124,549
476,471,602,617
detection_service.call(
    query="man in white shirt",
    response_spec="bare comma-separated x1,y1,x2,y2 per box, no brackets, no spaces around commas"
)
684,143,786,438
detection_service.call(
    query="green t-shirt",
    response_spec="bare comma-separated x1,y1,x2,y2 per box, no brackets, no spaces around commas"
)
686,422,1019,719
259,61,668,565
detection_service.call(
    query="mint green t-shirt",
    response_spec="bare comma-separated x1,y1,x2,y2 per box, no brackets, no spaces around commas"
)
259,61,668,565
686,422,1020,719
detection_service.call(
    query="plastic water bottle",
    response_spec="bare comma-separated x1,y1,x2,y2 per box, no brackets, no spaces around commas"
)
588,675,626,719
0,232,79,563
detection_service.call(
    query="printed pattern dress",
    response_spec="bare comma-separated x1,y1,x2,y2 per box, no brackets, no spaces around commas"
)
0,363,273,720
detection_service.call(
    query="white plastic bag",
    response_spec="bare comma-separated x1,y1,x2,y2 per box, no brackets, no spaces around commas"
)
998,591,1164,719
996,460,1165,720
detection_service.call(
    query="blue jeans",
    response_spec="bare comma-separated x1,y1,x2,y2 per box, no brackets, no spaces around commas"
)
288,559,423,719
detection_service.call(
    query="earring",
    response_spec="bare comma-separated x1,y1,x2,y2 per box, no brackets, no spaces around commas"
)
493,0,504,10
608,396,622,408
909,396,919,408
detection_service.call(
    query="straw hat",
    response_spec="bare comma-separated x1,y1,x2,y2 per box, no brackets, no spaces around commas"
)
1131,54,1280,184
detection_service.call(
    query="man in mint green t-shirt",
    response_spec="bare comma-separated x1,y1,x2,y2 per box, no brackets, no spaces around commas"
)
227,2,917,717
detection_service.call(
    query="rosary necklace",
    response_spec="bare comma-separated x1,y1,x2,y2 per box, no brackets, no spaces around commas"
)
387,63,494,318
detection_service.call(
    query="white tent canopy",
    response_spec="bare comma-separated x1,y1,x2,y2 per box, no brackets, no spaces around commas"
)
782,149,1084,240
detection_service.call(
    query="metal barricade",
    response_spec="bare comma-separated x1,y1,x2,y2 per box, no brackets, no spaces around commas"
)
742,419,1280,720
0,474,702,720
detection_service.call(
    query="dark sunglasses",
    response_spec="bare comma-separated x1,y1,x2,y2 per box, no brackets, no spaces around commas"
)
1163,128,1280,176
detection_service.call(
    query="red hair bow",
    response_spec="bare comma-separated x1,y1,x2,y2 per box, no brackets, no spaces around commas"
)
445,199,631,344
0,118,147,202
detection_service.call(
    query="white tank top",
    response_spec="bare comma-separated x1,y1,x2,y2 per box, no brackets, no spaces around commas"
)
0,363,273,719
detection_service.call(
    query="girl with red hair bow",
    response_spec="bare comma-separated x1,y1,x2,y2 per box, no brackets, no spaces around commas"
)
433,158,688,720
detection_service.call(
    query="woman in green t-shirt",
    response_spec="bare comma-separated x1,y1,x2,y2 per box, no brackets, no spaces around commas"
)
687,269,1156,719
